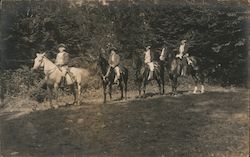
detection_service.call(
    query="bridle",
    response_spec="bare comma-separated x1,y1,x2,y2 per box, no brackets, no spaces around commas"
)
37,55,57,74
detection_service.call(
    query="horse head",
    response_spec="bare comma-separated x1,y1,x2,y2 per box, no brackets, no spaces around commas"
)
97,53,109,77
32,52,46,70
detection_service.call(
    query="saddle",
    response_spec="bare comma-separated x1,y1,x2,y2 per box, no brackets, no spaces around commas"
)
117,65,126,74
176,56,199,71
57,66,75,87
141,62,159,73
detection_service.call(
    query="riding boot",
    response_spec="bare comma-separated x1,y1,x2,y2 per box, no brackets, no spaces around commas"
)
148,71,153,80
60,76,66,88
105,66,111,79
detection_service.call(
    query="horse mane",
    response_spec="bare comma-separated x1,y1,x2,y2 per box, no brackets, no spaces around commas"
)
43,56,54,65
98,54,109,75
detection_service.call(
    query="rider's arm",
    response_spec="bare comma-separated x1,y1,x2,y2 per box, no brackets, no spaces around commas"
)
64,52,69,65
116,54,120,65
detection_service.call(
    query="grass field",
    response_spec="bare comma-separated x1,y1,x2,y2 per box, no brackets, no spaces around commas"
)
0,85,248,157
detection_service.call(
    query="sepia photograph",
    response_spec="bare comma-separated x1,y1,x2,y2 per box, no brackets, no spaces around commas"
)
0,0,249,157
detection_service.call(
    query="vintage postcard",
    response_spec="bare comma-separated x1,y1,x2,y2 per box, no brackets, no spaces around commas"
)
0,0,249,157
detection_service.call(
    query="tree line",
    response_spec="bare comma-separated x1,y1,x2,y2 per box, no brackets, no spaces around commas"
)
1,0,248,85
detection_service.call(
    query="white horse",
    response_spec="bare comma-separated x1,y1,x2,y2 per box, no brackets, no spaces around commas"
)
32,53,90,106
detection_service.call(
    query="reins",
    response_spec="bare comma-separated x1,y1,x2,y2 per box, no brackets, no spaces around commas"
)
41,56,58,75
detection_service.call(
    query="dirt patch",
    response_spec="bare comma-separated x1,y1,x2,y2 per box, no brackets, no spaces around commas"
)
0,86,248,157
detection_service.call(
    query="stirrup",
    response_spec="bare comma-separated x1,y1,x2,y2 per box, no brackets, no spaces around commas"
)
102,75,107,81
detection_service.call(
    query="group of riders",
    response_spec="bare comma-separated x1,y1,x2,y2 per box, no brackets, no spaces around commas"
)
55,39,193,86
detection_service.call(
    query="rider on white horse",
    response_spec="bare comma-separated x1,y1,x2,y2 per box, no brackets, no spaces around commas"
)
144,46,155,80
55,43,70,86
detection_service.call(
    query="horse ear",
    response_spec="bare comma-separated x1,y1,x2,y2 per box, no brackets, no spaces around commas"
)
42,52,46,56
36,53,39,57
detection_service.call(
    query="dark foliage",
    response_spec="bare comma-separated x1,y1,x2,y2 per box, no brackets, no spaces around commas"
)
1,0,248,85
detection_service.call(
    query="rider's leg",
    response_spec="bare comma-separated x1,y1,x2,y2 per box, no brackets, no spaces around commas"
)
148,62,154,80
114,66,120,84
60,66,68,87
181,58,188,76
187,57,192,65
105,66,111,79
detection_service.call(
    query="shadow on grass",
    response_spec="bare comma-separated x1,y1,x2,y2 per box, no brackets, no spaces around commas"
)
0,90,248,157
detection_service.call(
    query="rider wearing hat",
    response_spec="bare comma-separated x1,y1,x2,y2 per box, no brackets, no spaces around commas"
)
176,40,189,59
176,40,192,76
144,45,155,80
55,43,70,86
105,47,121,84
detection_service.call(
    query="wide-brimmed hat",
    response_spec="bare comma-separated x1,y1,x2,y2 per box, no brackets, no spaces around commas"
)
146,46,151,50
110,47,117,52
181,40,187,44
57,43,66,49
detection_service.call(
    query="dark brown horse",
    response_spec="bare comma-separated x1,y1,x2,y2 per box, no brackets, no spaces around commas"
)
160,47,205,95
97,53,128,103
132,52,165,97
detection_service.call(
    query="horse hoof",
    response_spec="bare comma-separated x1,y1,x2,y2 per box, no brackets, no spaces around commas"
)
51,105,58,109
74,103,79,106
170,92,177,96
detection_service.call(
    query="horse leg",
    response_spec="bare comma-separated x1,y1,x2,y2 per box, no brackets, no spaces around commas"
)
192,73,199,94
161,65,165,94
125,80,128,100
109,83,112,100
169,74,173,94
122,74,128,99
139,85,141,96
119,80,124,100
103,84,107,104
142,79,147,97
76,83,81,105
201,84,205,93
173,75,178,95
139,86,141,96
155,74,162,95
142,70,149,97
135,80,141,96
169,74,177,95
47,85,53,108
200,73,205,93
162,74,165,94
159,71,165,95
53,84,59,108
70,84,77,105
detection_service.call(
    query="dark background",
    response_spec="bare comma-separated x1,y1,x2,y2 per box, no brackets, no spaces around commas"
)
0,0,248,86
